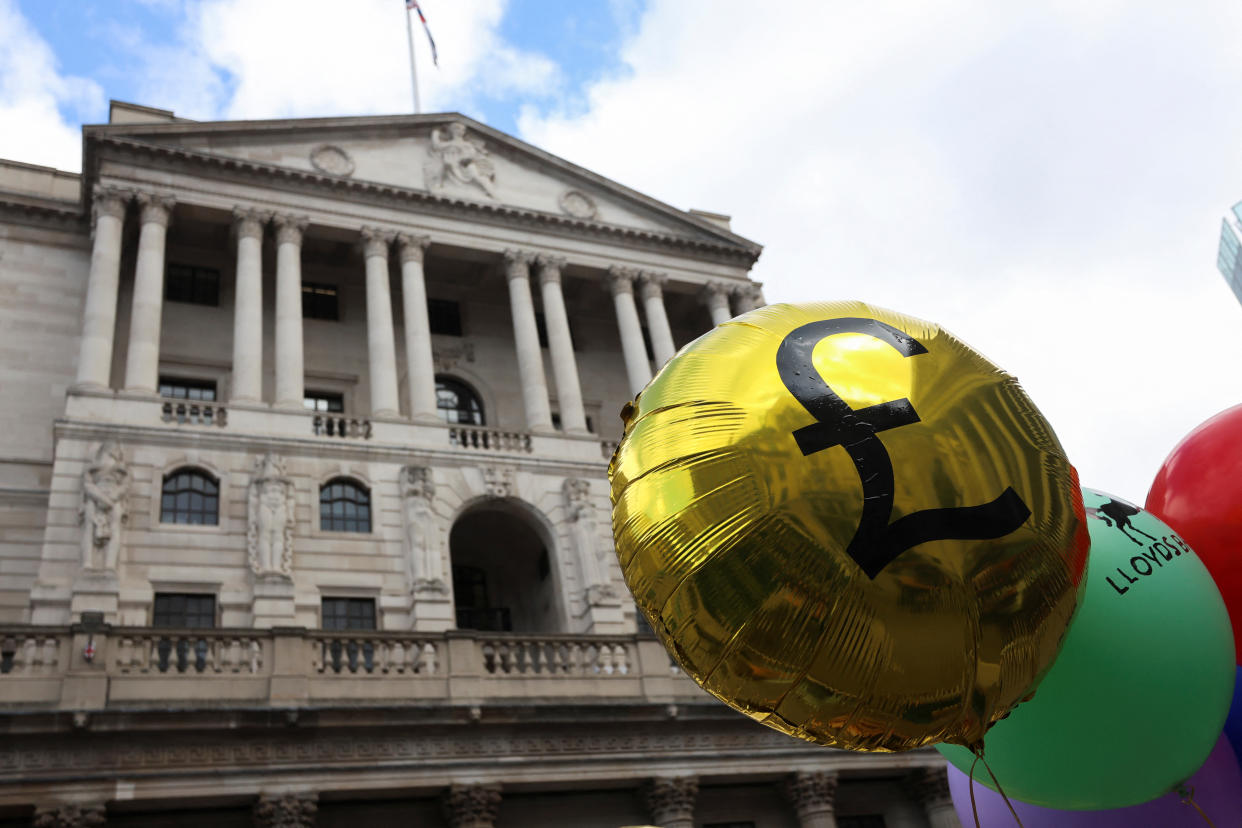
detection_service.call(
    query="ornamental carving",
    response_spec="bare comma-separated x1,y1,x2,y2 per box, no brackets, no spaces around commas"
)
433,342,475,373
403,466,447,594
309,144,355,177
253,792,318,828
786,770,838,819
425,123,497,199
442,783,502,828
482,467,515,499
905,766,953,809
643,776,698,826
248,454,295,578
79,442,130,572
33,803,105,828
565,478,617,605
559,189,598,220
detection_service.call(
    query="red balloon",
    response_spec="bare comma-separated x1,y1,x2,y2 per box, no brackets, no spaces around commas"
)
1147,403,1242,662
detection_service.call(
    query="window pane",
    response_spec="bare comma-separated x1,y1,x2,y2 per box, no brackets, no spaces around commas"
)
435,378,484,426
161,469,220,525
320,478,370,532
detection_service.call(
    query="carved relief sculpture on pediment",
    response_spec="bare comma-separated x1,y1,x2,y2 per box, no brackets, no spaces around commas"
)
558,188,598,220
403,465,447,594
248,454,295,579
564,478,619,606
482,466,515,499
79,441,131,572
424,122,497,199
309,144,355,177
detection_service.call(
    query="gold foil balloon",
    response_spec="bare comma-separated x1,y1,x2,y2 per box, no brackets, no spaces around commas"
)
610,301,1088,753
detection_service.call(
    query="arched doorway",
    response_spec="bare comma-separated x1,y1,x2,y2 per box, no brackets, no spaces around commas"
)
449,501,561,633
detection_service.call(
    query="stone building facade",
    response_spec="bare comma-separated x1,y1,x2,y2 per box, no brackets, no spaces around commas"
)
0,101,958,828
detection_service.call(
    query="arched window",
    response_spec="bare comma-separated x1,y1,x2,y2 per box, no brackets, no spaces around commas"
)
320,478,371,533
161,469,219,525
436,377,484,425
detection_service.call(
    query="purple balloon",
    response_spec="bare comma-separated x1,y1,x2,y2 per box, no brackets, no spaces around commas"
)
948,735,1242,827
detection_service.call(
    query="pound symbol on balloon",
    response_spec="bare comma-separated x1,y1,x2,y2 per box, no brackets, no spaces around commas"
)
776,317,1031,578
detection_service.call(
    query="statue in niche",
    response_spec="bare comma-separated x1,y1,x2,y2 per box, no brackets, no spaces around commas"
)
79,441,131,571
424,122,497,199
403,466,447,594
564,478,618,605
248,454,295,578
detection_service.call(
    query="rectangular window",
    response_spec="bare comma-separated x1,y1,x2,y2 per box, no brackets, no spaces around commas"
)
165,264,220,306
304,391,344,413
159,376,217,401
152,593,216,628
302,282,339,320
428,299,463,336
322,597,377,631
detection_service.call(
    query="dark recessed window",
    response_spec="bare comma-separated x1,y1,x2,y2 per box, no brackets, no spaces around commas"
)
435,377,484,425
320,478,371,533
152,593,216,628
304,391,344,413
302,282,339,320
551,412,595,433
165,264,220,307
428,299,462,336
452,564,511,632
322,597,377,631
159,376,216,401
838,817,886,828
160,468,219,525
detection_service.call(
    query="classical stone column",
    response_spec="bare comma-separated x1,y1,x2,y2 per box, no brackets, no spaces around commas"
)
252,792,318,828
273,215,307,409
75,188,129,390
504,250,553,432
907,766,961,828
608,266,653,396
537,255,588,433
32,803,106,828
741,281,767,311
639,271,677,366
787,770,839,828
361,227,401,418
442,783,502,828
231,208,267,403
122,192,175,393
643,776,698,828
701,280,733,327
397,233,439,422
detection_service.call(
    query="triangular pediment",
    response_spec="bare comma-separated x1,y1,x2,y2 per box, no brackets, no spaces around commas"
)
90,112,758,256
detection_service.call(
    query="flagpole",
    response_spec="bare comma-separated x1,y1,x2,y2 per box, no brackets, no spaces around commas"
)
404,4,421,114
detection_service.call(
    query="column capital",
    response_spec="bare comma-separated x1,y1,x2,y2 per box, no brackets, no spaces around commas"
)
273,214,308,246
253,792,318,828
905,766,953,809
503,249,533,280
396,232,432,264
639,270,668,300
700,279,732,307
32,802,106,828
232,207,270,240
91,187,129,223
536,254,567,285
360,226,393,259
442,783,502,828
607,265,638,296
786,770,839,821
643,776,698,826
135,192,175,227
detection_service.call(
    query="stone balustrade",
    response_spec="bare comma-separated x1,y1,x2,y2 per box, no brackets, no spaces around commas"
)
0,626,701,710
311,414,373,439
449,425,532,453
162,400,227,427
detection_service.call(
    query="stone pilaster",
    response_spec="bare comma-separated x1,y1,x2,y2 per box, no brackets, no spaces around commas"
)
537,254,588,433
32,803,106,828
443,783,502,828
231,207,268,403
787,771,839,828
639,271,677,366
122,192,175,393
361,227,400,417
608,266,653,396
252,792,318,828
396,233,439,423
907,766,962,828
643,776,698,828
75,187,129,390
504,250,553,432
273,215,307,409
700,280,733,327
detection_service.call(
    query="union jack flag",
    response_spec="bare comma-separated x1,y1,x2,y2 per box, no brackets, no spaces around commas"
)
406,0,439,67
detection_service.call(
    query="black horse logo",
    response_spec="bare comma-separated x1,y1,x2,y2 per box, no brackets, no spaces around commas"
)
1086,498,1157,546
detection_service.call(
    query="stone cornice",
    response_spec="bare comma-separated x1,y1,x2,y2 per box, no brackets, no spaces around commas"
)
83,134,761,266
0,191,86,234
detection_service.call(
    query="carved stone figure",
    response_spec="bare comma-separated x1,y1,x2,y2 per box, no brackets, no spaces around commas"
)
248,454,295,578
403,465,446,594
79,442,131,571
564,478,617,605
425,122,497,199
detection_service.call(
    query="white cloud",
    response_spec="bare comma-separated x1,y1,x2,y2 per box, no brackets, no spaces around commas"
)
0,0,104,171
519,0,1242,500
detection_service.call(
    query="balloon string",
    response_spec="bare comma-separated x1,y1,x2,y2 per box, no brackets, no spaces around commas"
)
974,745,1025,828
1178,784,1217,827
968,752,982,828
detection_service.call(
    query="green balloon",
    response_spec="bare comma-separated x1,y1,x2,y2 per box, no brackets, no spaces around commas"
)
937,487,1235,810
